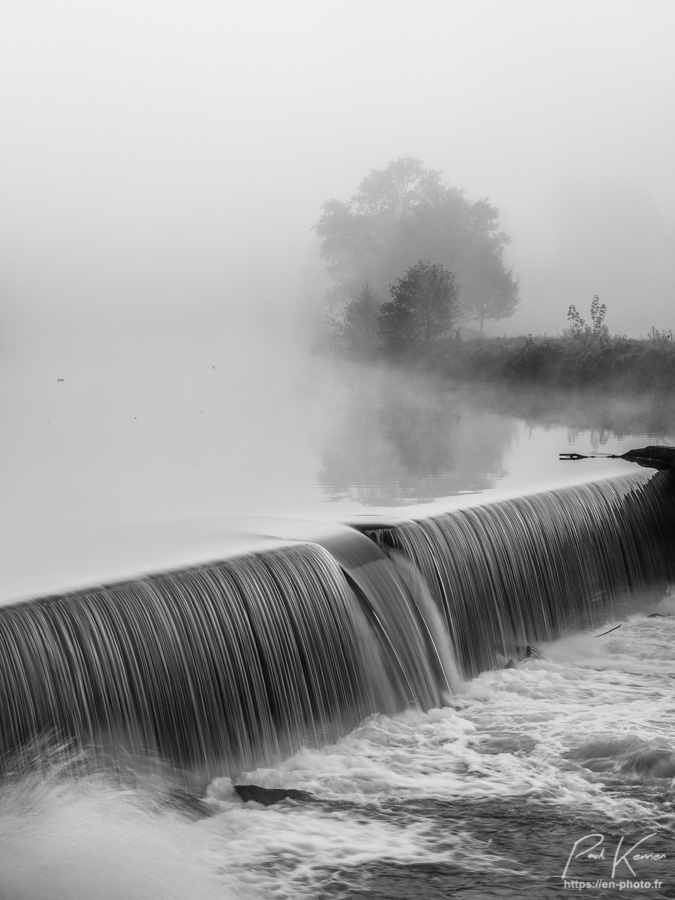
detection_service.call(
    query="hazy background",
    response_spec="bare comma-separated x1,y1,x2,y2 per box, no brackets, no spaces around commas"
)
2,0,675,600
2,0,674,355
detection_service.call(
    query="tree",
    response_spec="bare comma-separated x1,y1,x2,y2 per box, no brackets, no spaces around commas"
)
567,295,608,338
330,281,379,359
378,260,461,359
315,158,519,329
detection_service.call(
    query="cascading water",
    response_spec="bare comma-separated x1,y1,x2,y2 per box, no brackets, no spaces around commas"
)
1,462,675,900
361,470,675,677
1,468,673,785
0,538,454,780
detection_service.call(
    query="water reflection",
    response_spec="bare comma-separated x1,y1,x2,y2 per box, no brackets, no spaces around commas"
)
317,370,675,507
566,427,613,451
477,385,675,443
318,373,518,505
3,345,674,599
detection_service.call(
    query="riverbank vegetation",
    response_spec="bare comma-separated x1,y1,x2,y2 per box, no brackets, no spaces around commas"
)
328,276,674,393
440,327,675,393
318,160,672,394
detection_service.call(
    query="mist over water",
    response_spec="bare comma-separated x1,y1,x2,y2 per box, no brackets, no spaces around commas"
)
4,330,675,605
3,351,673,603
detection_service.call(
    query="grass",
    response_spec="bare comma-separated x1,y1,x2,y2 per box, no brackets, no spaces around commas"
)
439,332,675,393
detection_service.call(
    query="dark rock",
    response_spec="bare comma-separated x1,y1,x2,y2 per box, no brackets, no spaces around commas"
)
234,784,314,806
622,445,675,471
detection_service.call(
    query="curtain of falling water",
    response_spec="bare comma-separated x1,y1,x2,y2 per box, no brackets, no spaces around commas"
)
0,541,448,778
1,470,674,779
364,471,675,676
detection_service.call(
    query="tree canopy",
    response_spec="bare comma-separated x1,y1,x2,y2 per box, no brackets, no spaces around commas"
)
379,260,461,359
315,158,519,329
330,281,379,360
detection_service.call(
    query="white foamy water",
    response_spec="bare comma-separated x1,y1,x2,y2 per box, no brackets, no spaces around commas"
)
2,606,672,899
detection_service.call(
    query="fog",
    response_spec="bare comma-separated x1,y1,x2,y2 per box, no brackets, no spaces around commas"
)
2,0,674,598
2,0,674,355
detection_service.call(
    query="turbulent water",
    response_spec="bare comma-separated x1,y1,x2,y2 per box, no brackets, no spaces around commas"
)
1,608,673,899
1,363,675,899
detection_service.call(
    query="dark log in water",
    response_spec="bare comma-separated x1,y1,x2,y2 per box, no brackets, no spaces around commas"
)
1,470,674,780
560,444,675,470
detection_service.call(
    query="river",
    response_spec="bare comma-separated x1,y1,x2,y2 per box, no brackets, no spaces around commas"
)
0,352,673,899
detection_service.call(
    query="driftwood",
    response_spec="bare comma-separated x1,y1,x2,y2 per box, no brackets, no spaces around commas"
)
595,623,622,637
560,445,675,471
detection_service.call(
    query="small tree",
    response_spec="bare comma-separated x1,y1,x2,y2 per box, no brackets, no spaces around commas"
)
566,304,586,336
589,295,607,335
379,260,461,359
567,295,608,338
330,282,379,359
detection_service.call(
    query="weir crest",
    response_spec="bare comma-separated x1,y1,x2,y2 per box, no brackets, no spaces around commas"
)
1,469,674,779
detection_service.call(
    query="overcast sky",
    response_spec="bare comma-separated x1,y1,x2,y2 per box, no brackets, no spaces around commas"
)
2,0,674,352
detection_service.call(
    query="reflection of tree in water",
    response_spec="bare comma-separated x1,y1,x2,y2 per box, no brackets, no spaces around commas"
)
567,426,614,450
486,384,675,442
319,375,517,506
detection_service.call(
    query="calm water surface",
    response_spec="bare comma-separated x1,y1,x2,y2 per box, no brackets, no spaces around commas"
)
1,354,673,602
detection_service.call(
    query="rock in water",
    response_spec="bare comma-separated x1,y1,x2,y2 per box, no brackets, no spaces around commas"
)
233,784,314,806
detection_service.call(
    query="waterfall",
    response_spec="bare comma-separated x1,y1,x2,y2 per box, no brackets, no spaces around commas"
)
0,539,451,779
361,471,675,677
1,469,674,780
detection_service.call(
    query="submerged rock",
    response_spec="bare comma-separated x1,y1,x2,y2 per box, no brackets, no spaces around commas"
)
233,784,314,806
